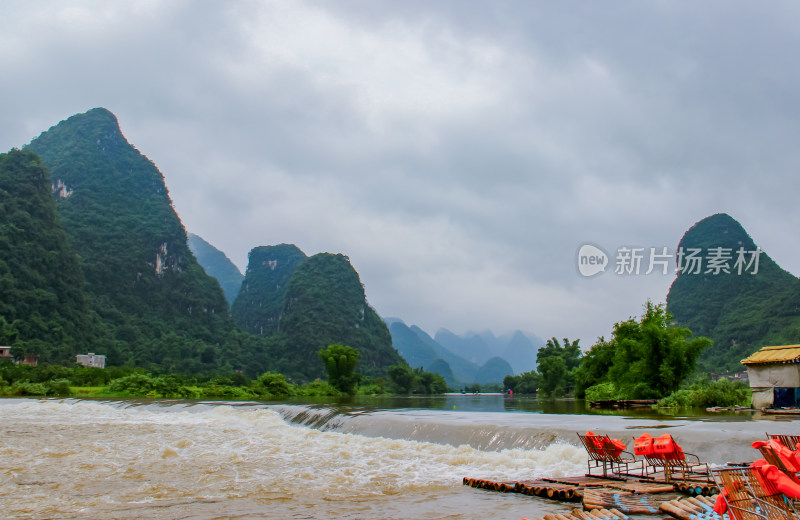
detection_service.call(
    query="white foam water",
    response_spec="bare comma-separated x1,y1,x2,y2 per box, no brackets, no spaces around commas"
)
0,399,584,519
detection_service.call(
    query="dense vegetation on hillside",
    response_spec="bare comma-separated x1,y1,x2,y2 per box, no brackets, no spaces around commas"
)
23,108,252,373
231,244,307,336
187,233,244,306
275,253,405,381
667,213,800,372
0,150,93,362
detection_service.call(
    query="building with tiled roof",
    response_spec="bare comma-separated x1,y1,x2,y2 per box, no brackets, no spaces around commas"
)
742,344,800,408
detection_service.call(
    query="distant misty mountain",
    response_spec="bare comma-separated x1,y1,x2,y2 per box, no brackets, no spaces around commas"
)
387,319,541,385
187,233,244,306
434,329,491,365
434,328,543,375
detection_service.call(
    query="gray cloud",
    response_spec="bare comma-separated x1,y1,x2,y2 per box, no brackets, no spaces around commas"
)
2,0,799,345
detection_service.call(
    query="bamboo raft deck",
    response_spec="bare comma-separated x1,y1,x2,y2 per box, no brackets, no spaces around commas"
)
464,473,721,516
521,495,721,520
659,495,722,520
523,507,630,520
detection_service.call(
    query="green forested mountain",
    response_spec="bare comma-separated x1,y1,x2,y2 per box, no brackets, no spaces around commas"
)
274,253,405,381
2,108,406,381
666,213,800,372
187,233,244,306
231,244,307,336
24,108,247,373
0,149,93,362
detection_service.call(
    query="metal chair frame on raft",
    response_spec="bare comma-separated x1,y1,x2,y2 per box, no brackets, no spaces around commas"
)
767,434,800,450
755,442,800,487
711,466,798,520
634,433,711,483
576,432,645,478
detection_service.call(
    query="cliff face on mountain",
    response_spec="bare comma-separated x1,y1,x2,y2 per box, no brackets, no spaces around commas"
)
667,213,800,372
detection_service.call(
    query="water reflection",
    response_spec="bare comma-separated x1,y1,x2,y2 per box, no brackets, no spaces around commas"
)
272,393,756,420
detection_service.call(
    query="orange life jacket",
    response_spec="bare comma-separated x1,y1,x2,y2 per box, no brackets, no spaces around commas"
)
752,459,800,499
634,433,654,456
585,431,603,452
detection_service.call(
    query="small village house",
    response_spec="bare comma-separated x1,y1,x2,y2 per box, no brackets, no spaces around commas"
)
76,353,106,369
0,346,38,366
742,344,800,408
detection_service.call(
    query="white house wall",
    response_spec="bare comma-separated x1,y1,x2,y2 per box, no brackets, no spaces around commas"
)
751,388,774,409
746,364,800,388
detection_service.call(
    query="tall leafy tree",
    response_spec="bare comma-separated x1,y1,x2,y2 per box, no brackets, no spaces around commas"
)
319,344,360,394
536,337,581,397
578,301,711,399
503,370,541,394
574,338,615,398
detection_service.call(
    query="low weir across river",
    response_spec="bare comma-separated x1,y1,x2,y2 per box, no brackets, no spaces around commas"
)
0,395,795,519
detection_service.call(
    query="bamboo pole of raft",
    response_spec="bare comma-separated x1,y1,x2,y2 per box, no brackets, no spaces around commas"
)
686,496,712,509
660,501,689,518
671,499,701,514
692,495,719,512
577,510,599,520
693,495,716,507
599,508,623,518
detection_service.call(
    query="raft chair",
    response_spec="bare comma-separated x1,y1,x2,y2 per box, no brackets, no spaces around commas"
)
711,465,797,520
767,434,800,451
577,431,645,478
633,433,709,482
752,440,800,485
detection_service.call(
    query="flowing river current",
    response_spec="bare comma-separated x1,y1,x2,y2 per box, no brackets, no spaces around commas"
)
1,396,797,519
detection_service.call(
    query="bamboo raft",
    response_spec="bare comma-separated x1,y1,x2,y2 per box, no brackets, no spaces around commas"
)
583,488,682,514
464,473,720,516
524,507,630,520
659,495,722,520
521,495,721,520
462,477,583,502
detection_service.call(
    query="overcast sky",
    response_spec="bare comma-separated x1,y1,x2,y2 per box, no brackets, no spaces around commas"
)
2,1,799,346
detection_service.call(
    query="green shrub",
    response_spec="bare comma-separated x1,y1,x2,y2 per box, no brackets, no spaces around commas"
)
301,380,340,396
658,378,750,408
252,372,297,397
108,373,155,395
584,382,617,401
10,381,49,396
46,378,72,396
